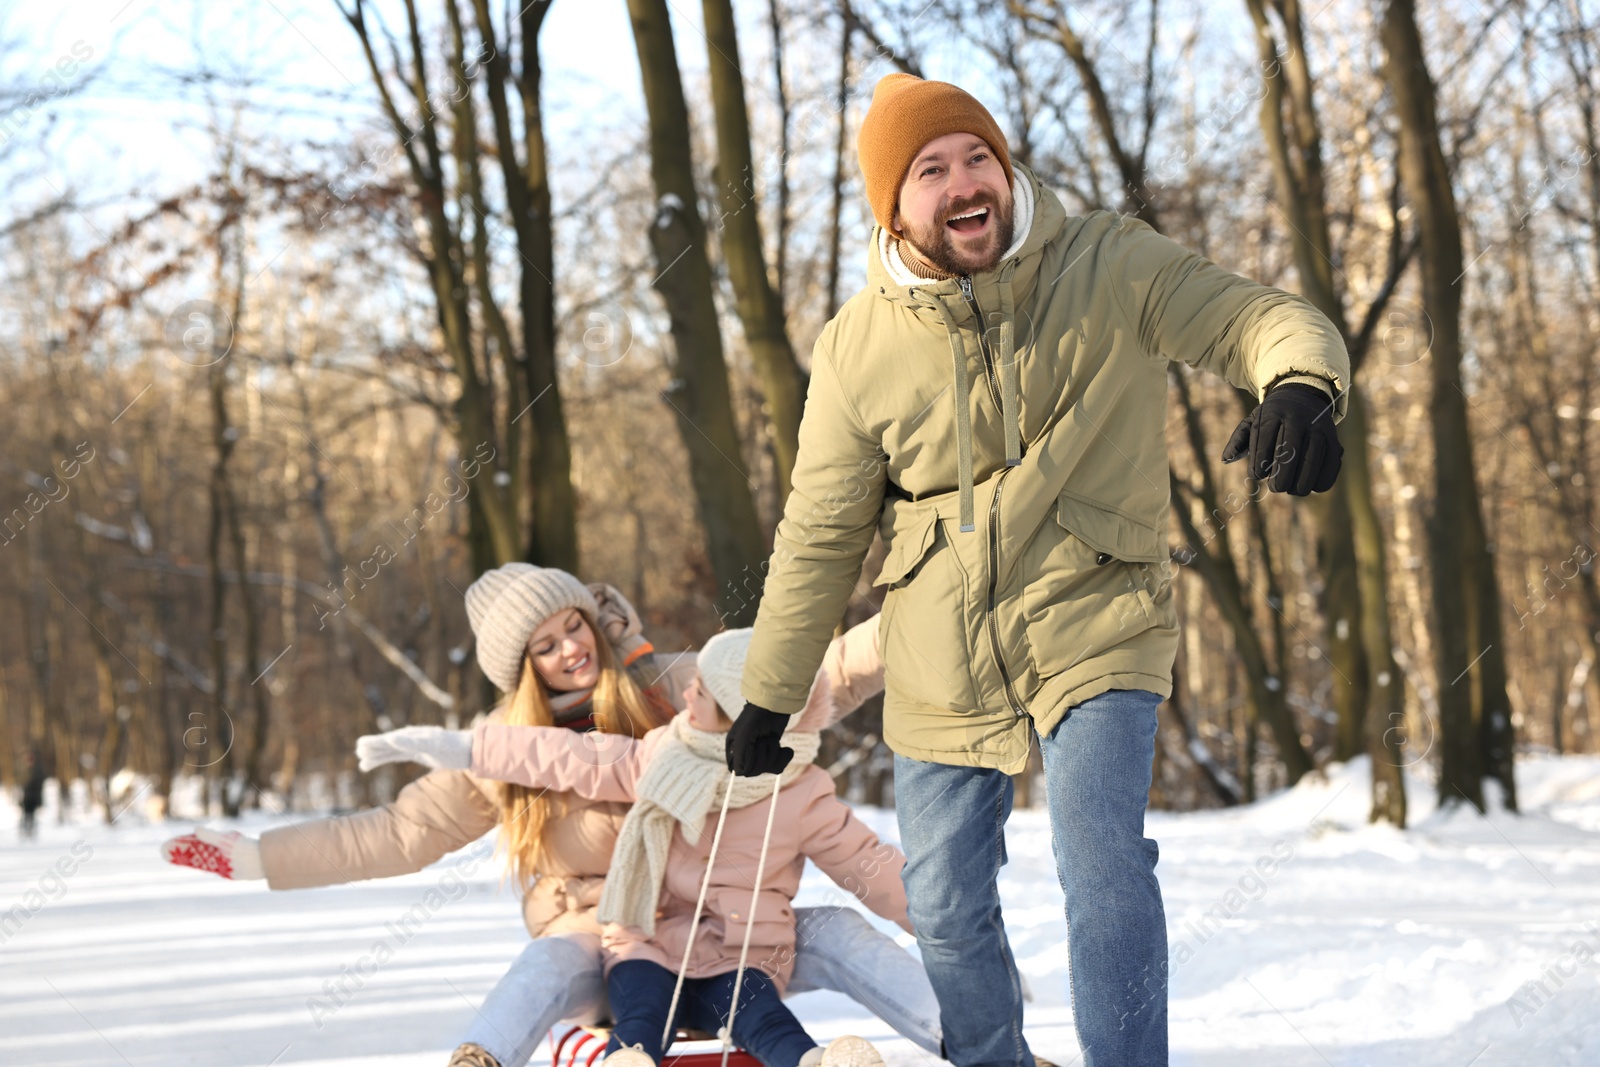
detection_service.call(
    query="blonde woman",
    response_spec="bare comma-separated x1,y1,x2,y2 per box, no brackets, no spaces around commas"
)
162,565,940,1067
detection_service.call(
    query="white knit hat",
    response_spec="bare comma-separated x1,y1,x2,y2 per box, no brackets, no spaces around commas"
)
464,564,600,692
696,628,754,719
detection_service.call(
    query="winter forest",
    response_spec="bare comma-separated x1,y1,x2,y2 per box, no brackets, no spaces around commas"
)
4,0,1600,1065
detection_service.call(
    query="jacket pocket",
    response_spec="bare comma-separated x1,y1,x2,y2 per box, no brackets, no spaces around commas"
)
1055,491,1167,562
1021,493,1172,678
875,506,977,711
872,507,938,588
708,885,793,952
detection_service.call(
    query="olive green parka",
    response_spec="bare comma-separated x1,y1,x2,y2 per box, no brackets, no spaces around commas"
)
742,164,1349,773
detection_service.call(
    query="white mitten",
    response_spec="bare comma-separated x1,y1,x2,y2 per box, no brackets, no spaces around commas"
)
160,827,265,881
355,725,473,772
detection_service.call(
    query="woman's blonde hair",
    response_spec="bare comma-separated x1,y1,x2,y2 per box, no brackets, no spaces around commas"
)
496,607,661,891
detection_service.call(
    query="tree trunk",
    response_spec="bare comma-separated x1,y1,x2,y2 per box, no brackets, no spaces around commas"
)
1170,472,1314,784
1311,486,1369,761
1343,389,1407,824
626,0,767,625
825,19,854,319
0,667,13,791
468,0,580,571
1247,0,1410,822
765,0,792,307
341,0,525,567
701,0,807,503
1381,0,1516,812
206,357,235,817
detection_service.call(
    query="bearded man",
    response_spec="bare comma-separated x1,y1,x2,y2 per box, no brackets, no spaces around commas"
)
727,74,1347,1067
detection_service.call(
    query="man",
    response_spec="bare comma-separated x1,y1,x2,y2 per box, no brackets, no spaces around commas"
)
726,74,1347,1067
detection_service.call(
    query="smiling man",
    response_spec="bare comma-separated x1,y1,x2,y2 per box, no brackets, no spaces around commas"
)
726,75,1350,1067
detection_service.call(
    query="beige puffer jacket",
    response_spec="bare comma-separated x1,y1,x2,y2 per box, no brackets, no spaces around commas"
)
259,603,885,942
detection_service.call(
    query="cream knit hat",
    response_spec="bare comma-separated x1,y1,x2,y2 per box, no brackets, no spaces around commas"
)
696,628,754,719
697,627,837,732
464,564,600,692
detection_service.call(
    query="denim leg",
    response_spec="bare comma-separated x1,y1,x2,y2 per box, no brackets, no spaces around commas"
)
462,933,606,1067
679,970,817,1067
893,753,1032,1067
1037,689,1168,1067
604,960,682,1061
789,906,942,1054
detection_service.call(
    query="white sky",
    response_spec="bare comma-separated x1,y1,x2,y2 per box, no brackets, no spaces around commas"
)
7,0,662,212
6,0,1165,210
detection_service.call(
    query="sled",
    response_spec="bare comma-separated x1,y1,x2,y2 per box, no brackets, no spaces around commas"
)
549,1025,763,1067
548,774,781,1067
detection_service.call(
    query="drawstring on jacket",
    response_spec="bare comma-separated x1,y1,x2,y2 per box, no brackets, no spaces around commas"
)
935,303,979,532
925,261,1023,534
996,261,1022,471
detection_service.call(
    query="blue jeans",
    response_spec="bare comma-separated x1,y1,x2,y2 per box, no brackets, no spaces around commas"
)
894,688,1167,1067
460,910,941,1066
604,960,818,1067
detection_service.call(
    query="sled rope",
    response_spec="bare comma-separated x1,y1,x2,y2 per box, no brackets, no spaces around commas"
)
662,773,739,1050
719,774,784,1067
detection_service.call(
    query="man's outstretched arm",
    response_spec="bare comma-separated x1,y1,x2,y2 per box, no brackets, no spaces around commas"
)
1105,215,1351,494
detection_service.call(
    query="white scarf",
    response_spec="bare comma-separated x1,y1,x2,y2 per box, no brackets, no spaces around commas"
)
597,713,821,935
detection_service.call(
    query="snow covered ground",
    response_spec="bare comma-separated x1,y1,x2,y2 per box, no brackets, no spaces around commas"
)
2,755,1598,1066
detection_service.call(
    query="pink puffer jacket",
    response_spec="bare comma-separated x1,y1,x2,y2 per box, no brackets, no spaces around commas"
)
470,704,910,994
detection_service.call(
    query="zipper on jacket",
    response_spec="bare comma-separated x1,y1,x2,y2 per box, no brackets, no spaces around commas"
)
984,465,1027,718
958,275,1005,413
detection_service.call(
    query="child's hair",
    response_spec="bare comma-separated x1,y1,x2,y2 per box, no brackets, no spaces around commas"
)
496,608,659,890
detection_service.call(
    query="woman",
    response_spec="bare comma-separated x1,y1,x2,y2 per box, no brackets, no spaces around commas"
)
162,564,940,1067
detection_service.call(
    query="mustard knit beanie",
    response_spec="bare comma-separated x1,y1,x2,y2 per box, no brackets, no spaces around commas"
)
856,73,1014,239
464,563,600,692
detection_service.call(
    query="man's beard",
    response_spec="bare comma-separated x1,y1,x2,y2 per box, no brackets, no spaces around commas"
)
901,189,1017,277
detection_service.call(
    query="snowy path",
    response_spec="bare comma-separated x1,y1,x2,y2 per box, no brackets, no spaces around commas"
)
2,756,1598,1066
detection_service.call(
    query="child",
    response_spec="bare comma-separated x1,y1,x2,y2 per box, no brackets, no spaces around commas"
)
358,628,912,1067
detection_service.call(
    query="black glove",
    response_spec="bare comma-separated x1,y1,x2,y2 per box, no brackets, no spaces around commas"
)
1221,381,1343,495
725,702,794,777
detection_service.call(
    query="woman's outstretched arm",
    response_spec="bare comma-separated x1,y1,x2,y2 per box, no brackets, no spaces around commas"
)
260,768,500,888
161,768,499,888
468,722,657,803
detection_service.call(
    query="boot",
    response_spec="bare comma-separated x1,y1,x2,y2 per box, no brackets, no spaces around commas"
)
799,1035,883,1067
601,1045,656,1067
447,1044,502,1067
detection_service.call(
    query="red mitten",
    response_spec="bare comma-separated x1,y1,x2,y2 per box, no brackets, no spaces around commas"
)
160,827,264,881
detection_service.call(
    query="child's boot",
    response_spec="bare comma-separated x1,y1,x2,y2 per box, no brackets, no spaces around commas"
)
807,1035,883,1067
602,1045,656,1067
446,1044,502,1067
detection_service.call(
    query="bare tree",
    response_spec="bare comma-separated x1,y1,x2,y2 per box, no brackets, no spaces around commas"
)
1244,0,1411,823
702,0,808,501
338,0,578,573
1382,0,1517,812
625,0,767,626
